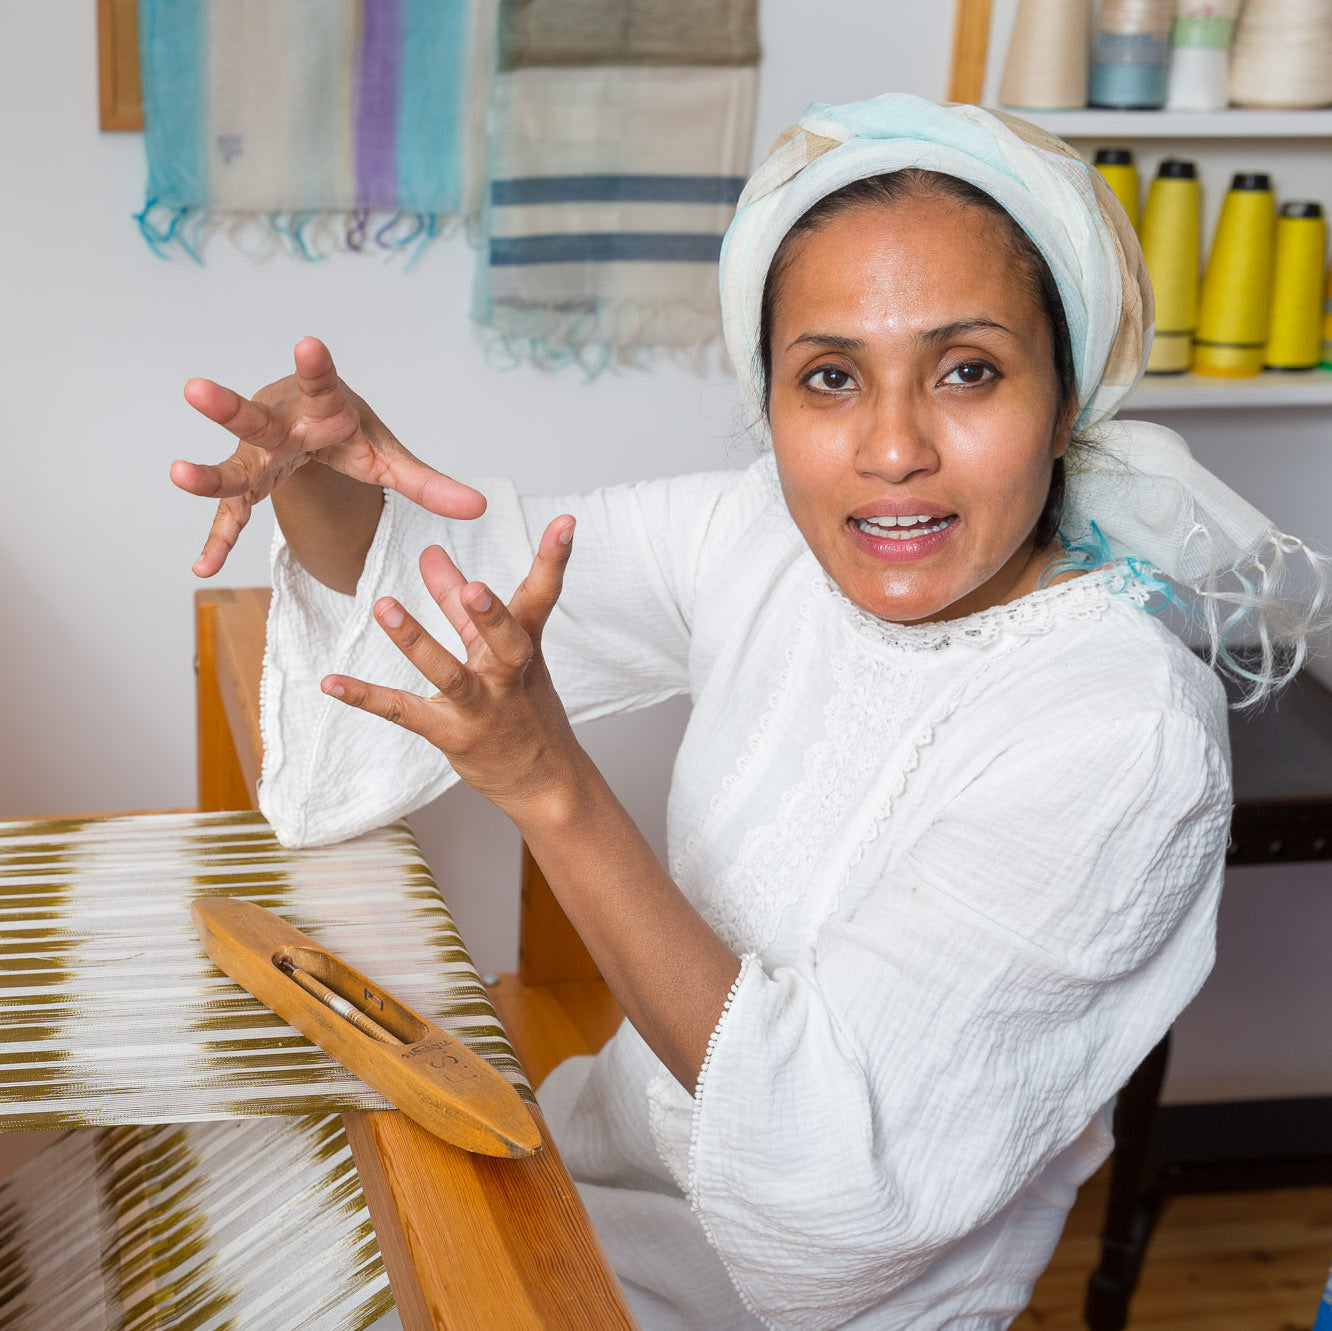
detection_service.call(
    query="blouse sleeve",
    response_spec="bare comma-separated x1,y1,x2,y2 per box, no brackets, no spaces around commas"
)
258,466,763,847
681,705,1230,1329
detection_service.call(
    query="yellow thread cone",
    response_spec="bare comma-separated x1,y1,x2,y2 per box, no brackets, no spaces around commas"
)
1141,159,1200,374
1265,202,1326,371
1195,172,1275,377
1323,265,1332,370
1094,148,1140,232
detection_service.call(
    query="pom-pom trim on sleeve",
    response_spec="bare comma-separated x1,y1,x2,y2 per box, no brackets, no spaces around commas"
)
685,953,774,1327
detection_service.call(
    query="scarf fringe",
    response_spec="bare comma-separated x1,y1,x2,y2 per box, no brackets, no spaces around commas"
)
1053,511,1332,711
134,201,461,265
478,301,730,378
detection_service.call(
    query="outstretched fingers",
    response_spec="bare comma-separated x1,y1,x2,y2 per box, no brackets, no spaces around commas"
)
173,379,288,502
509,517,576,637
181,378,282,452
370,597,475,702
418,545,473,638
192,496,252,578
321,673,444,739
290,336,350,421
388,458,488,521
458,582,536,672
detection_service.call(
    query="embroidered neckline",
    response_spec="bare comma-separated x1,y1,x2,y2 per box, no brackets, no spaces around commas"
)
826,568,1112,651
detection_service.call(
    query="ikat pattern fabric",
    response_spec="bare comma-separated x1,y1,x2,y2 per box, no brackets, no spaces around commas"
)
0,1114,392,1329
0,810,529,1129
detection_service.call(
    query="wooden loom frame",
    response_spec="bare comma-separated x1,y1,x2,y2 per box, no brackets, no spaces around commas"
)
948,0,994,105
97,0,143,131
195,588,633,1328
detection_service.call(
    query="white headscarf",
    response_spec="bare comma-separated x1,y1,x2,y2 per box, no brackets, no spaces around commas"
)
720,92,1326,704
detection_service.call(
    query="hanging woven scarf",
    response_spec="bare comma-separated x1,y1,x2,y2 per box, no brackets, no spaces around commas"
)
136,0,474,261
474,0,759,368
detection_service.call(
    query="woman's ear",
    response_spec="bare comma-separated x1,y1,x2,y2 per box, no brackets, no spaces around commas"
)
1052,398,1076,461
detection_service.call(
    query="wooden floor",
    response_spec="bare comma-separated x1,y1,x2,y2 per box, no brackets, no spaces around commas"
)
1015,1167,1332,1330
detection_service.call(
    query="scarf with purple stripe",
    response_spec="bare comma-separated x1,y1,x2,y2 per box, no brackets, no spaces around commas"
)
137,0,473,261
473,0,759,367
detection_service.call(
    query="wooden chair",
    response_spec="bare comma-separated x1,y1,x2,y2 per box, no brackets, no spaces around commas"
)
195,588,633,1328
486,851,623,1087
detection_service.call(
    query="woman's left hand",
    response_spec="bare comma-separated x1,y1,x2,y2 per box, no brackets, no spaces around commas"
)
327,514,741,1090
322,516,582,823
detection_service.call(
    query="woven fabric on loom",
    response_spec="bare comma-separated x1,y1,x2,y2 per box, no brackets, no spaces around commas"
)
0,811,529,1129
136,0,472,260
0,1115,391,1329
474,0,759,366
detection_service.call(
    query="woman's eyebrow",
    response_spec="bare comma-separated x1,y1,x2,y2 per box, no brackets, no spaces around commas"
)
918,318,1014,346
785,319,1015,356
784,332,866,354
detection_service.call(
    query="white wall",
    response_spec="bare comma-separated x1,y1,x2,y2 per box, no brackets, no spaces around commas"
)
1,3,951,948
4,4,1330,1101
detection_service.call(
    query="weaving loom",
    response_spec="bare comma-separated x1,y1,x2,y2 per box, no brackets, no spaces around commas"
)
0,1116,391,1330
0,810,530,1327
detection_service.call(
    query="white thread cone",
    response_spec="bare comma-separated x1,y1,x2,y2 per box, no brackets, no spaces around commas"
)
1231,0,1332,109
999,0,1091,109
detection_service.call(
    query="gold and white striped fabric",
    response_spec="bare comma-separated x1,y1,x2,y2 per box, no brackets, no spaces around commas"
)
0,810,530,1128
0,1114,392,1329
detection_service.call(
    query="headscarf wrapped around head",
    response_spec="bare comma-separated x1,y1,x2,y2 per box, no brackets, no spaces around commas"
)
719,92,1328,705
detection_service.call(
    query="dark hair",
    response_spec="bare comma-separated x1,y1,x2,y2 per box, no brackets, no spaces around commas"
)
757,170,1076,549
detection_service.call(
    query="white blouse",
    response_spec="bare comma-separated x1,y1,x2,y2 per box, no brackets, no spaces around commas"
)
260,456,1231,1329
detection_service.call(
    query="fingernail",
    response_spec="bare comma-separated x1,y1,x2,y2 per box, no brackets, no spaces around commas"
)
377,599,405,629
324,682,346,699
469,588,493,613
559,523,575,545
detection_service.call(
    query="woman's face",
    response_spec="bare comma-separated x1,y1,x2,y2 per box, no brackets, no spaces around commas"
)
767,193,1071,624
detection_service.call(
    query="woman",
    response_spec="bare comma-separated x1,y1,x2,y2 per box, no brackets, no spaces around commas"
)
173,95,1323,1328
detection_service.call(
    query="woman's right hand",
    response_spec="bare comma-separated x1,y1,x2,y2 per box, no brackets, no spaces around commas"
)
171,336,487,577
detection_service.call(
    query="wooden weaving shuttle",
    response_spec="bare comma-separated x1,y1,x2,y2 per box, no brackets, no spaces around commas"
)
191,896,541,1158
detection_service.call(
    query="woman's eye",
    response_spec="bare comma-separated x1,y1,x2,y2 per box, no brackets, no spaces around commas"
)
806,366,854,392
942,360,997,386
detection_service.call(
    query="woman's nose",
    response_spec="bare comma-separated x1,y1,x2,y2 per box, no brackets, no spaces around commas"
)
854,392,940,483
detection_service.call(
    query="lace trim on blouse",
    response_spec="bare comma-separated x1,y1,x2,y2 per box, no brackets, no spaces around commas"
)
827,568,1113,651
699,613,927,954
683,955,773,1328
691,570,1116,957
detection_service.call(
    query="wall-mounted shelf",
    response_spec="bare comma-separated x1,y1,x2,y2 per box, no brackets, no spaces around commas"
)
1127,368,1332,411
1013,108,1332,140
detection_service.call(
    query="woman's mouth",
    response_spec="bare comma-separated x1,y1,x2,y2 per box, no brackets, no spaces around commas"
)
855,514,956,540
848,513,959,561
